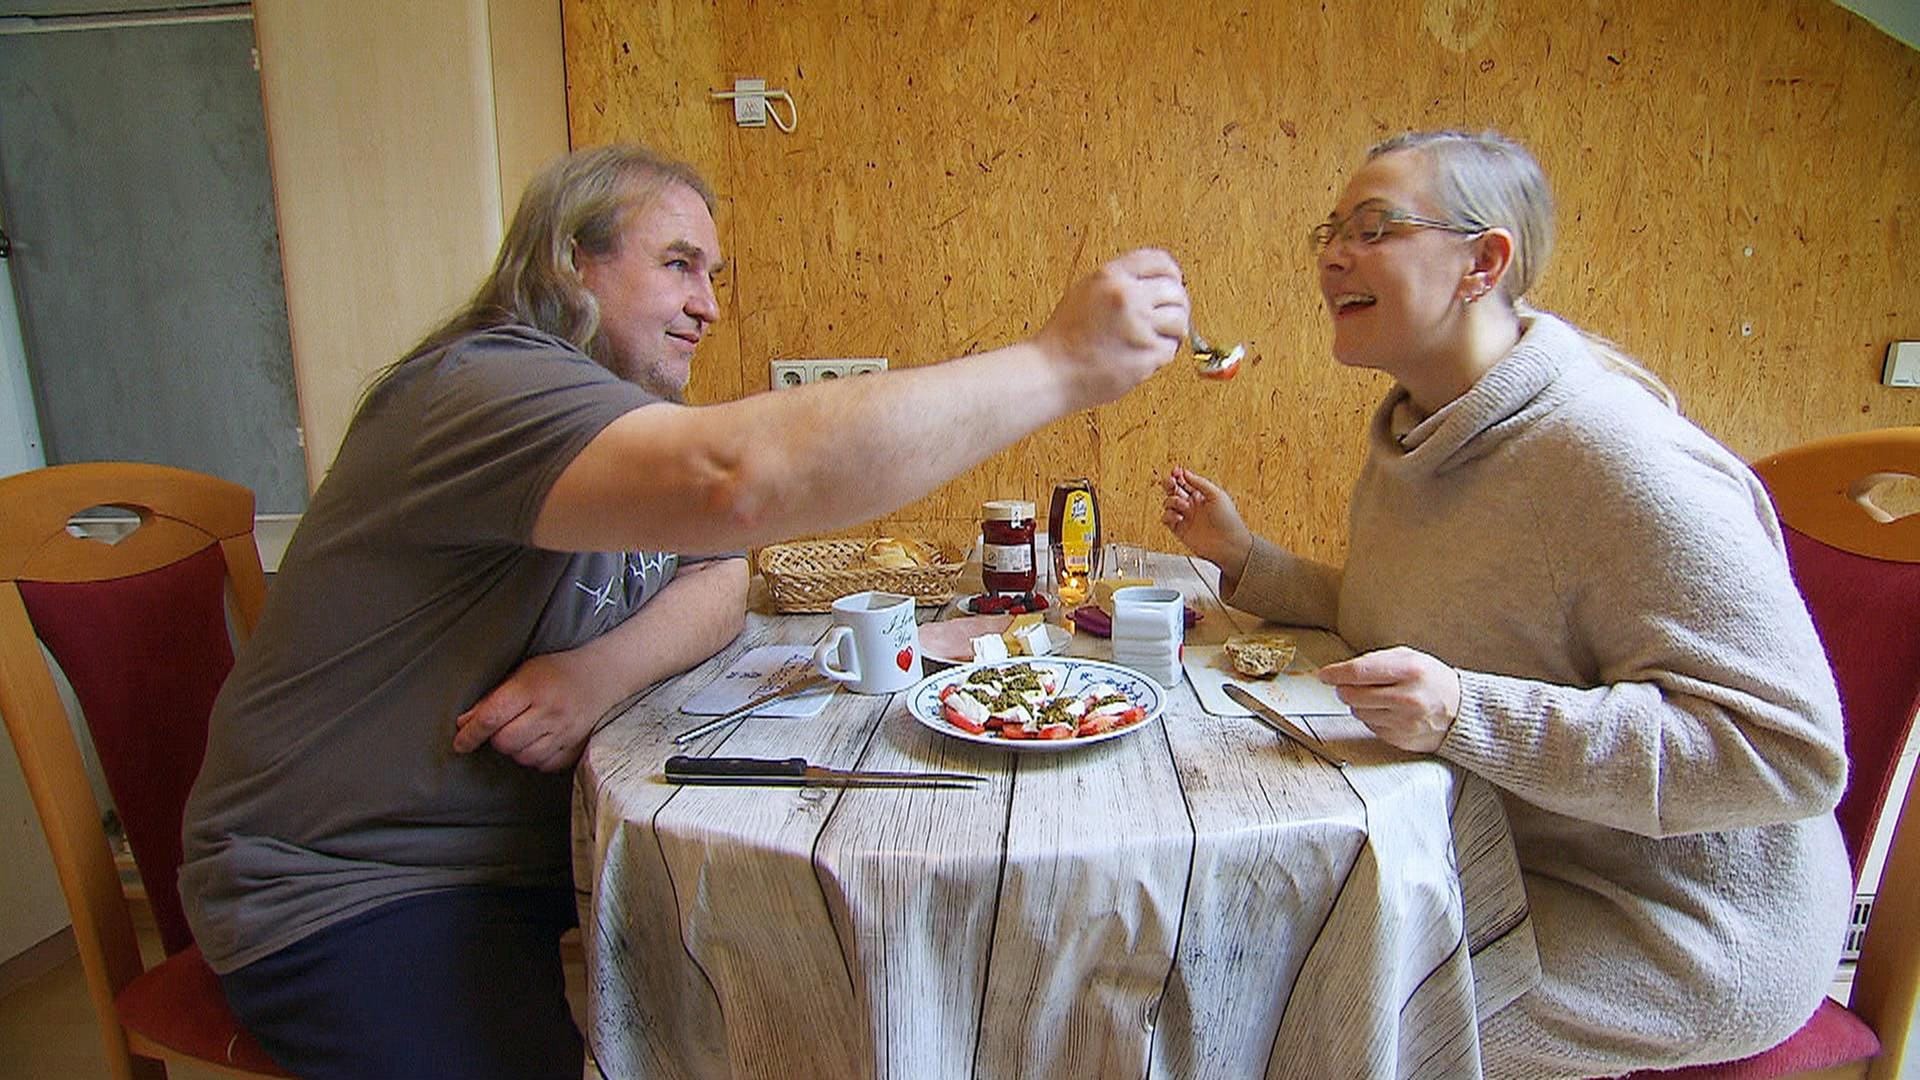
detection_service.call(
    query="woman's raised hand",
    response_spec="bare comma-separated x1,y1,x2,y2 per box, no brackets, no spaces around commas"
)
1161,466,1253,577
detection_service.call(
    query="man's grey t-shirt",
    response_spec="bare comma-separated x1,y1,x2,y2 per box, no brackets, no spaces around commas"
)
181,325,670,973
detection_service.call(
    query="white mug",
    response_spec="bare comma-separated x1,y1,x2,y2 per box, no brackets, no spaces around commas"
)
1110,586,1184,686
1111,586,1183,639
814,591,923,694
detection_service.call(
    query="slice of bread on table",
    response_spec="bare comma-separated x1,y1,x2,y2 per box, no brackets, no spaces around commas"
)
1222,633,1298,677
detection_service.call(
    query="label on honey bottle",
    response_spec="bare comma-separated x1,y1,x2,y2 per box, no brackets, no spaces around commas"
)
1051,482,1100,575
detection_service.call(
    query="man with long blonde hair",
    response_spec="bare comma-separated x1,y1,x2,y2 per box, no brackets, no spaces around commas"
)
182,143,1190,1077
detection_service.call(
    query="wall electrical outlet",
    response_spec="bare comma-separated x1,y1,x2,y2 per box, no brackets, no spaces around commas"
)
1884,341,1920,388
769,358,889,388
770,360,809,389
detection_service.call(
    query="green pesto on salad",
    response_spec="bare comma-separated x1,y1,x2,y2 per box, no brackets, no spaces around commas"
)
941,662,1147,741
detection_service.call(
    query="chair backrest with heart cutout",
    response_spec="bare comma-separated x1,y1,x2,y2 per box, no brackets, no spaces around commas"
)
0,462,266,983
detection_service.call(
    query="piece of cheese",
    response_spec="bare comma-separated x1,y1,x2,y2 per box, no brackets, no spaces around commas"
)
1014,621,1055,657
1092,577,1156,615
970,633,1010,662
1000,612,1047,654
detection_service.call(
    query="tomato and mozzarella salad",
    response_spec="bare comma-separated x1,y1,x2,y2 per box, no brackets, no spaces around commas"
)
937,662,1148,740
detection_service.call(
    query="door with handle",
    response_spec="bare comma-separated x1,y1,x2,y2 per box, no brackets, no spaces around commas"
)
0,8,306,510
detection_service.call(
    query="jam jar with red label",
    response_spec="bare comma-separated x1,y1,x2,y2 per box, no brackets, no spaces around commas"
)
979,499,1036,596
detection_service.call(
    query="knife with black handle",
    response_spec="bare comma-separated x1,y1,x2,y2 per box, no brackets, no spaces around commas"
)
664,755,986,789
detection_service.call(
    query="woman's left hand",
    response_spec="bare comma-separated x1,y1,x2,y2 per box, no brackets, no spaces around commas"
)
1316,646,1461,753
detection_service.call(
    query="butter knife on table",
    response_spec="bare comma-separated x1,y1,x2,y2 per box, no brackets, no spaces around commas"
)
664,755,985,789
671,671,834,745
1221,684,1350,768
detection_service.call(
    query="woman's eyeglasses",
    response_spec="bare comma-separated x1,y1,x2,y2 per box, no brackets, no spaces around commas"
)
1309,206,1485,255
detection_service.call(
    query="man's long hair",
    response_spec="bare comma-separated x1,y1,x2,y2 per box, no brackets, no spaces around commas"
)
369,144,716,398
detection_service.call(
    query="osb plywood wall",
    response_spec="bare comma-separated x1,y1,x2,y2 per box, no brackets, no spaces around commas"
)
563,0,1920,564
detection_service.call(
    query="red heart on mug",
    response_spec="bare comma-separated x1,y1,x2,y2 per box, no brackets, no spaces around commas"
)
896,647,914,671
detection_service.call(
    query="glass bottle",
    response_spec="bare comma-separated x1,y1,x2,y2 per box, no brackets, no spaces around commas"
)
1047,479,1101,608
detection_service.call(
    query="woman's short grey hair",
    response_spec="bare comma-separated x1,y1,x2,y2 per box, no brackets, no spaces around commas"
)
1367,130,1676,409
1367,129,1554,306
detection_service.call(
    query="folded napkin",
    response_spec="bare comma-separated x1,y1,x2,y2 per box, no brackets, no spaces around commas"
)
1069,604,1201,638
682,645,836,718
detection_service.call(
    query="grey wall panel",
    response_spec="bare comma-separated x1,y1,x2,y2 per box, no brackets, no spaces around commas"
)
0,17,306,512
0,1,243,17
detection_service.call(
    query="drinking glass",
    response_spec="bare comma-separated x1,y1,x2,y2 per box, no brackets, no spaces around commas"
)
1050,541,1092,608
1106,541,1146,581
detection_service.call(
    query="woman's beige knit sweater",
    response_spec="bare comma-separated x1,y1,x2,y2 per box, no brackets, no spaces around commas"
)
1225,314,1853,1077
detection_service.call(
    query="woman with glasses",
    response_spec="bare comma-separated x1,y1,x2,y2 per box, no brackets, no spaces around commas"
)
1162,130,1851,1076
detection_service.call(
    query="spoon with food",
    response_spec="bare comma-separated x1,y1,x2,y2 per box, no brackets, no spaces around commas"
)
1190,324,1245,380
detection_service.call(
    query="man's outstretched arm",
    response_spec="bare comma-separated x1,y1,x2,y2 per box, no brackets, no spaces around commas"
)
533,249,1189,555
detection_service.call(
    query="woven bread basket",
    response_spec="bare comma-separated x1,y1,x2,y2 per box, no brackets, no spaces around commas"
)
759,538,966,612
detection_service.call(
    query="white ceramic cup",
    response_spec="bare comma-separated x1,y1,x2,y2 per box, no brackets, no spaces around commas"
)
1110,586,1184,686
814,591,923,694
1111,586,1183,639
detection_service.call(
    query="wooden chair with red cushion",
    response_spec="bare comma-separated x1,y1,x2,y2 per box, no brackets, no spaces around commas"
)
1630,426,1920,1080
0,462,288,1078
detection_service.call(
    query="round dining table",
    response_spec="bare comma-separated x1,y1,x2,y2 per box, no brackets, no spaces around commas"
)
573,550,1538,1079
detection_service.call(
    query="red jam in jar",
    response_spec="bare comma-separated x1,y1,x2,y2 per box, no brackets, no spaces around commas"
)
980,499,1036,595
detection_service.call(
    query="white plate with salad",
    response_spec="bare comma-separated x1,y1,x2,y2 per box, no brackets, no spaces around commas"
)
905,658,1166,752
